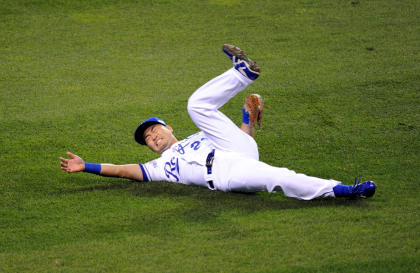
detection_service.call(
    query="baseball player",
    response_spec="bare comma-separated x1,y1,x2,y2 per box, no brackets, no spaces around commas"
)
60,44,376,200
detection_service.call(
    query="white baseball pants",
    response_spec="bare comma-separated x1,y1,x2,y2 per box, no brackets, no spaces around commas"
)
187,68,340,200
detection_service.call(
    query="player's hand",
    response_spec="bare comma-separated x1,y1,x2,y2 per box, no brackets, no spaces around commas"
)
60,152,85,173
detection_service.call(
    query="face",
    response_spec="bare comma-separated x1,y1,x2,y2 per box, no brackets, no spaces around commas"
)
143,124,177,154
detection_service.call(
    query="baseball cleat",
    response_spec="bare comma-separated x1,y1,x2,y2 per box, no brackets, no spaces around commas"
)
243,94,268,129
349,177,376,198
223,44,260,80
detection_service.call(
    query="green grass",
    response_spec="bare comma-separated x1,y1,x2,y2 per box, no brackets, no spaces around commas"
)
1,0,419,272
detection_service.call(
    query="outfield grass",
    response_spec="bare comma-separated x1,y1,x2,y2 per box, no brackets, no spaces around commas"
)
1,0,419,272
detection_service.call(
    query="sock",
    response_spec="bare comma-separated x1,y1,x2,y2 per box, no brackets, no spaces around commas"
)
242,108,250,124
333,184,352,197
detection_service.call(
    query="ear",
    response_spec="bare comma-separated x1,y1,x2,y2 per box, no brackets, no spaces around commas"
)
166,125,174,133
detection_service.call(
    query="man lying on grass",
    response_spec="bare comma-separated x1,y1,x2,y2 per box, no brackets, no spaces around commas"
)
60,44,376,200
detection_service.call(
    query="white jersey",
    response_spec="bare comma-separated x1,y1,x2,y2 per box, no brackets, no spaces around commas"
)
140,131,214,188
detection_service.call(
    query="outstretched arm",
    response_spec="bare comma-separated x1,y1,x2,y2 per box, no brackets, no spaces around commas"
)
60,152,144,181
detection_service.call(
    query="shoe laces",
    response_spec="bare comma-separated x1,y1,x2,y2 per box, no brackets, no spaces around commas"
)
350,177,363,194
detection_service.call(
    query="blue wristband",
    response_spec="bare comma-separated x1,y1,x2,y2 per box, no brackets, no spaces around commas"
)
84,162,102,174
242,108,250,124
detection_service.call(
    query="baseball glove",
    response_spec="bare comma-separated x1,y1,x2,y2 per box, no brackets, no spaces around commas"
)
244,93,269,129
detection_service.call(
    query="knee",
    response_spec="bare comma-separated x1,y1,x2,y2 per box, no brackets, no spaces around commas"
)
187,95,211,117
187,96,199,117
187,96,205,122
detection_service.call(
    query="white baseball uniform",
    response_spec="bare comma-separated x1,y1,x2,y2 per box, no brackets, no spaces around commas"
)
140,68,341,200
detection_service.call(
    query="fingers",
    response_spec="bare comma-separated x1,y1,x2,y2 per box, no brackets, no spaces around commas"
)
59,157,67,167
59,157,69,172
60,152,85,173
66,151,77,159
60,154,74,172
59,152,74,169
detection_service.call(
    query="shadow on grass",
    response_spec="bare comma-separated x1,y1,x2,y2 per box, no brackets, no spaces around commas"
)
57,177,370,211
134,180,370,208
57,177,370,213
133,181,373,227
52,178,374,239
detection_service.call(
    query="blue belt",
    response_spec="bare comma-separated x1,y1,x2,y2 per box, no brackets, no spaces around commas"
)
206,149,215,189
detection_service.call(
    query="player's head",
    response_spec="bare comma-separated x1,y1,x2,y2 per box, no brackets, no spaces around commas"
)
134,117,177,154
